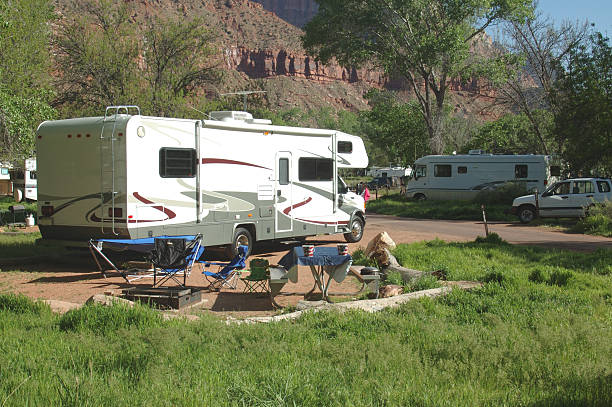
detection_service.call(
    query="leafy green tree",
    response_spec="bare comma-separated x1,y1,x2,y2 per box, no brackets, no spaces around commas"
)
0,0,56,162
303,0,533,153
555,32,612,175
53,0,220,117
465,110,553,154
142,16,220,117
360,91,429,167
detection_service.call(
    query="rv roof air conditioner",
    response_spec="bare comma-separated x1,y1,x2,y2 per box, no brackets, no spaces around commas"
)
209,111,272,125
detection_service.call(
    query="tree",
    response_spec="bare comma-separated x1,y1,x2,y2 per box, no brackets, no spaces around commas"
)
142,16,220,116
303,0,533,153
360,91,429,167
495,9,589,154
53,0,220,117
465,110,553,154
0,0,56,162
555,32,612,175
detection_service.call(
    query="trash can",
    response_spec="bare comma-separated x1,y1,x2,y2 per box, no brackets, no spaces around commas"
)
8,205,25,225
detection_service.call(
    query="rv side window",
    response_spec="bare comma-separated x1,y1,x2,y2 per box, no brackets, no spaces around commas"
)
434,165,451,177
298,158,333,181
159,148,196,178
515,165,528,178
550,166,561,177
457,166,467,174
29,171,37,180
338,141,352,153
279,158,289,185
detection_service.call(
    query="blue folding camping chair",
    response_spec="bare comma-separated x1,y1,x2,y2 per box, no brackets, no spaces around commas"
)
201,245,249,290
147,234,204,287
89,234,203,287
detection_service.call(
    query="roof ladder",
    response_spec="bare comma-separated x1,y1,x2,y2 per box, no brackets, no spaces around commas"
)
99,105,140,235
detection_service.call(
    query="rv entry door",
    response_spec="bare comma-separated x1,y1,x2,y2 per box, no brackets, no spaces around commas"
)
275,152,293,234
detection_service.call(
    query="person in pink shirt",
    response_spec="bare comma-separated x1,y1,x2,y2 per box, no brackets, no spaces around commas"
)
361,185,371,203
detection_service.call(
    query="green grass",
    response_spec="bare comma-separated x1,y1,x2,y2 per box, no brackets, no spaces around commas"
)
367,195,515,221
0,232,45,259
1,237,611,406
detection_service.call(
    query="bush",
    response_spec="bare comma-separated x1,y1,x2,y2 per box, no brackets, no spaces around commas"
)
473,181,529,205
58,303,162,335
0,293,50,314
572,201,612,237
475,233,507,245
548,270,574,287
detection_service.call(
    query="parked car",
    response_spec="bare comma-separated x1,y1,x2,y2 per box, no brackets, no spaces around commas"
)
367,177,390,189
510,178,612,223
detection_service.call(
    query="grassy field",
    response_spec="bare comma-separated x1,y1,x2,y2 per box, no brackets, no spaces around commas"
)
1,236,611,406
367,195,515,222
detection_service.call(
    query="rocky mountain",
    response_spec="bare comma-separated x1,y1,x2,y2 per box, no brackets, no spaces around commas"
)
53,0,502,117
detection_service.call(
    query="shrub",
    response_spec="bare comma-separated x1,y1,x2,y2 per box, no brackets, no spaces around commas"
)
572,201,612,237
475,233,507,245
58,303,162,335
548,270,573,287
0,293,50,314
528,269,548,284
473,181,529,205
482,269,505,284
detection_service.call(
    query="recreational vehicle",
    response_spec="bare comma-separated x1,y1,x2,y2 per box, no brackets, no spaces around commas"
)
36,106,369,255
367,166,411,178
10,158,37,202
406,152,560,201
0,162,12,196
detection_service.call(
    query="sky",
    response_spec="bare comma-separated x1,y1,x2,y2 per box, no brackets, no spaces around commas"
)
536,0,611,34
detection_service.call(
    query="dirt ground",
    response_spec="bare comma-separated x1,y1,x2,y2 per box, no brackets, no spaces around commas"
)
1,216,610,317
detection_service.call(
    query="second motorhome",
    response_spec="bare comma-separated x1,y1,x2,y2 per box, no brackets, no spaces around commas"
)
406,152,560,201
36,106,369,255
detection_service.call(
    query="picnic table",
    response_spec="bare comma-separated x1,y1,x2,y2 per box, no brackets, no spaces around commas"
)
278,246,352,302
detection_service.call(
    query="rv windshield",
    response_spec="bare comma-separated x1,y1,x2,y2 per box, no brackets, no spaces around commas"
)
413,165,426,179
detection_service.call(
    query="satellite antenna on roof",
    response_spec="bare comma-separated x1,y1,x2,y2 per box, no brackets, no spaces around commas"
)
220,90,266,112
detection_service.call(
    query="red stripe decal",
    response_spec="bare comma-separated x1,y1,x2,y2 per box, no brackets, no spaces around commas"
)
202,158,270,170
295,218,349,226
132,192,177,220
283,197,312,215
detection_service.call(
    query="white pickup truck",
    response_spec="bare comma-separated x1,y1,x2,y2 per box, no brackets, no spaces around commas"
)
511,178,612,223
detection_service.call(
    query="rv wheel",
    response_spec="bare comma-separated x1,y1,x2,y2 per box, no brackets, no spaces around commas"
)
344,217,364,243
226,227,253,258
518,205,536,224
414,193,426,201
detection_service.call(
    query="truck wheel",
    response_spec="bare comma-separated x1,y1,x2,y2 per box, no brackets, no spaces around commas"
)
344,217,364,243
226,227,253,258
518,205,536,224
414,193,426,201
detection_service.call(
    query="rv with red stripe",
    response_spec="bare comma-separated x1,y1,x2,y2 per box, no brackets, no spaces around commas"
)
36,106,368,256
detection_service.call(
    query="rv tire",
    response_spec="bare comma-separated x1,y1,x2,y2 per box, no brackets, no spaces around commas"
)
344,216,364,243
226,227,253,258
414,193,426,201
518,205,536,224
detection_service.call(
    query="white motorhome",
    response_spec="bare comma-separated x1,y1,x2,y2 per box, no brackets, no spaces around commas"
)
10,158,37,202
36,106,369,255
406,152,560,201
367,166,411,178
